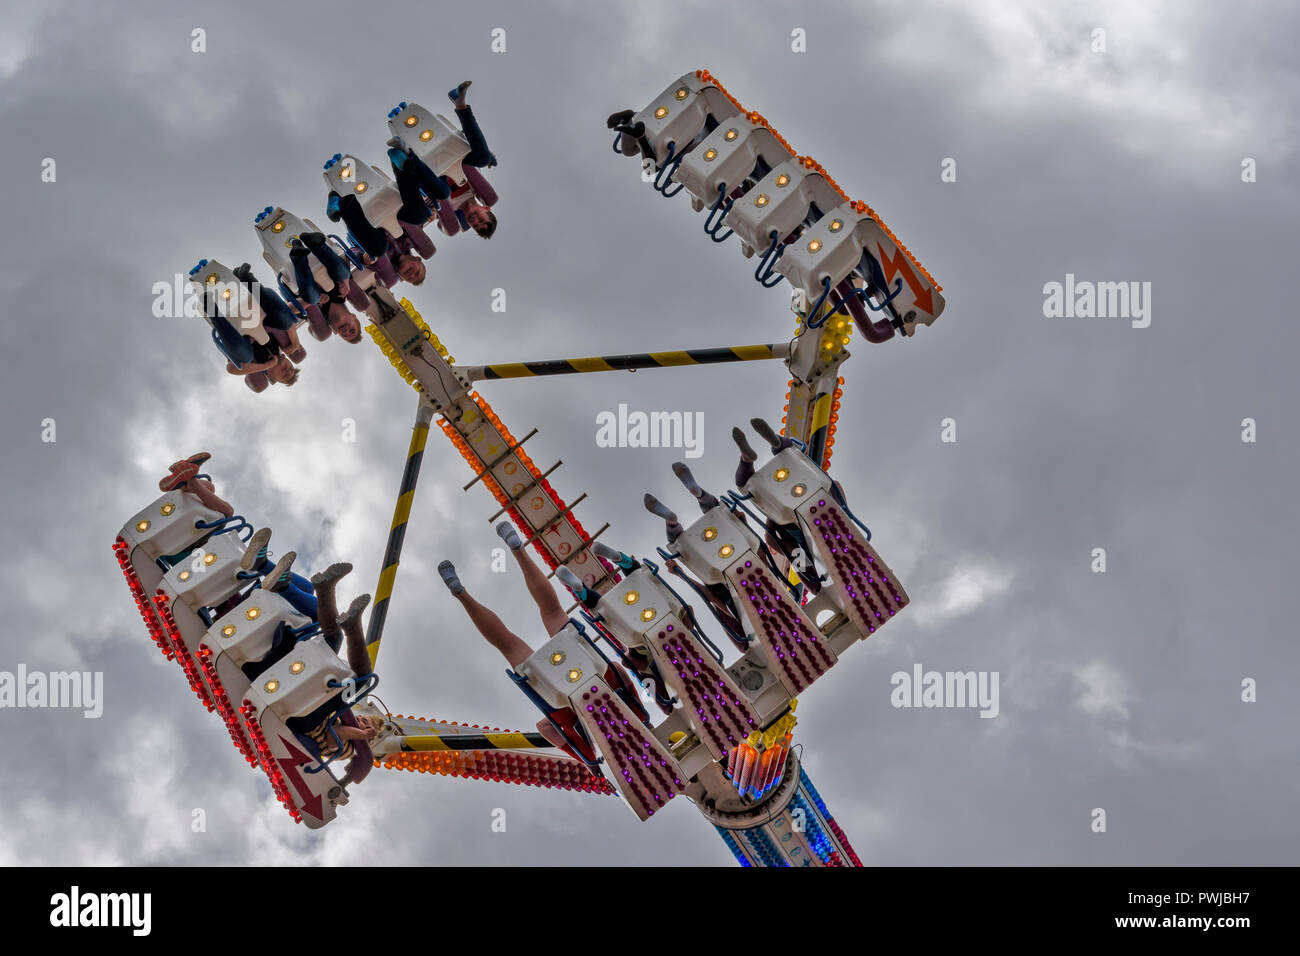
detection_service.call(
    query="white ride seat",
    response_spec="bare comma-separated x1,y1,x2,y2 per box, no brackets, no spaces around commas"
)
722,159,844,253
596,567,760,762
773,200,872,306
119,491,223,566
322,153,405,239
516,622,686,820
186,258,270,345
387,102,471,180
254,207,331,293
673,116,788,211
631,72,741,164
241,637,357,829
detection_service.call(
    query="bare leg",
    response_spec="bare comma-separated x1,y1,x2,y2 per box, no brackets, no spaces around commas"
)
340,597,372,676
510,547,568,637
536,718,570,752
185,477,234,518
454,590,535,669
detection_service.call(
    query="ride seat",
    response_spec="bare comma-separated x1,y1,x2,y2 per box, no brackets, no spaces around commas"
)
186,258,270,345
632,72,741,165
119,491,223,565
673,116,789,212
722,158,842,254
322,153,405,240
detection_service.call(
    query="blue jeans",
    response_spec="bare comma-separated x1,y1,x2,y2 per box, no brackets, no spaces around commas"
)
290,238,351,303
210,313,254,366
457,104,496,169
254,560,318,619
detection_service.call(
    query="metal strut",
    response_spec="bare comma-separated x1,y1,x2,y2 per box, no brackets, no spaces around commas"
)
461,341,792,382
364,399,435,669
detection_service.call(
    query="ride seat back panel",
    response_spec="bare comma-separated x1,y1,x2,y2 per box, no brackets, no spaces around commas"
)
725,555,837,696
795,496,909,642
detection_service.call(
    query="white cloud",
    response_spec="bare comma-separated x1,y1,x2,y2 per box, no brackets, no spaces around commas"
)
911,557,1015,627
1073,659,1131,720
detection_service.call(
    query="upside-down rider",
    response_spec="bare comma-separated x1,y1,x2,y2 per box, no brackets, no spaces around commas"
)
437,523,645,759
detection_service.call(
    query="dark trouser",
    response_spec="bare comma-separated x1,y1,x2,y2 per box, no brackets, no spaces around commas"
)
290,236,351,303
456,104,496,169
256,285,297,331
393,149,445,218
337,194,391,260
211,314,255,365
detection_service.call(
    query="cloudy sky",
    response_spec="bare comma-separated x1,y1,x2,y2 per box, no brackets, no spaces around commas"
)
1,0,1296,866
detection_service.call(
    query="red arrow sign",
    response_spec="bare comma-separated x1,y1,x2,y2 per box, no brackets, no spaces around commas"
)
876,242,934,316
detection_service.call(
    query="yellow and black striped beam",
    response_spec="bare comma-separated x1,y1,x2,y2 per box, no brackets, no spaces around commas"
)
463,342,791,382
365,402,435,669
805,388,834,469
396,731,550,752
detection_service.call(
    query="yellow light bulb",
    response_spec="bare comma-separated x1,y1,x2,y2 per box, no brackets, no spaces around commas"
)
264,679,279,693
405,114,418,126
724,128,738,141
754,194,769,207
246,607,261,620
703,149,717,161
290,660,305,674
808,239,822,253
135,520,150,532
222,625,236,637
718,545,735,558
776,174,790,187
271,220,285,233
623,590,639,605
655,106,668,118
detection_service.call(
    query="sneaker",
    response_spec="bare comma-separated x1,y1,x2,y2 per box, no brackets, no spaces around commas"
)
592,541,636,571
386,146,410,171
555,565,585,595
309,561,353,589
438,560,464,595
338,593,372,629
447,80,471,105
326,192,342,223
606,108,635,130
241,528,272,571
160,463,198,492
495,521,524,551
262,551,298,592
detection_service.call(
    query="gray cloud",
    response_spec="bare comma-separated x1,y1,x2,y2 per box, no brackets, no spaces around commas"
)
0,0,1296,866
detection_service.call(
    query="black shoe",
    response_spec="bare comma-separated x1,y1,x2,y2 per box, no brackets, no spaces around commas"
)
606,108,635,130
